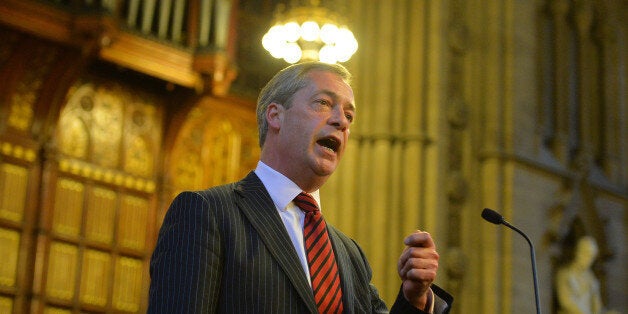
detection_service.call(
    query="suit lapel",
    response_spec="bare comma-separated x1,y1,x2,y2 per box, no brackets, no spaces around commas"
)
233,172,318,313
328,226,357,313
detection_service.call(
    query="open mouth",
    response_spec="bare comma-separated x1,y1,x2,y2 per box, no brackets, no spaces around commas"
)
317,137,340,152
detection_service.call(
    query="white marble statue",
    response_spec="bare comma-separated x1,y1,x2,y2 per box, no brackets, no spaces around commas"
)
556,236,603,314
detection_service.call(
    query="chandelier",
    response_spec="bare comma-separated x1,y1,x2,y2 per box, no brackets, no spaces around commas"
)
262,1,358,64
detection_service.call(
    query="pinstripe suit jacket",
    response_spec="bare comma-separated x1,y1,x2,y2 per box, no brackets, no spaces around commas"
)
149,172,452,313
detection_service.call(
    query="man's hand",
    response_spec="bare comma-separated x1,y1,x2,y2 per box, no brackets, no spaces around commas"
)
397,231,439,310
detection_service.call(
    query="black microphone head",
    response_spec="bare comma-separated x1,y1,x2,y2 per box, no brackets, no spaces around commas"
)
482,208,504,225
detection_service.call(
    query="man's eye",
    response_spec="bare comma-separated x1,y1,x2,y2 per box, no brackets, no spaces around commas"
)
345,113,354,122
316,99,331,106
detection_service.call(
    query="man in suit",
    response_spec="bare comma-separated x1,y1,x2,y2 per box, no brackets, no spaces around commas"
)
149,61,453,313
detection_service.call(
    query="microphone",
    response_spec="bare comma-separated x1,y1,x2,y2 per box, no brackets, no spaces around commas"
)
481,208,542,314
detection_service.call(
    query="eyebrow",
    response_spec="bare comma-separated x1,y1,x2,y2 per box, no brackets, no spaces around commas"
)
317,89,356,112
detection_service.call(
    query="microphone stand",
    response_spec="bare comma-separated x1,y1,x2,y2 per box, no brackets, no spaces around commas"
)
499,220,542,314
481,208,541,314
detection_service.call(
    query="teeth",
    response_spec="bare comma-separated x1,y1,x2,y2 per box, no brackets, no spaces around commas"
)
317,138,338,152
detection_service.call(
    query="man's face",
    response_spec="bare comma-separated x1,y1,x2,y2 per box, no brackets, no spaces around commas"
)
273,70,355,186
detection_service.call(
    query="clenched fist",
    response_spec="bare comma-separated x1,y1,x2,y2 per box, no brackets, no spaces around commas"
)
397,231,440,310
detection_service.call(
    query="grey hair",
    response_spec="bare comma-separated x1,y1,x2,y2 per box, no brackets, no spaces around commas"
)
256,61,352,147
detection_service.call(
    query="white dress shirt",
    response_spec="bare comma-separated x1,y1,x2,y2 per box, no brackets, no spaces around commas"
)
254,161,319,285
254,161,435,313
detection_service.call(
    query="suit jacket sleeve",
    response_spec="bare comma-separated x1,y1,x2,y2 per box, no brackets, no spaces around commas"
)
329,227,453,314
390,284,453,314
148,191,222,313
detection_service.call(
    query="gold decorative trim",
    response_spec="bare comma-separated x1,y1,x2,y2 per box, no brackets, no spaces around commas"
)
58,158,155,193
0,141,37,162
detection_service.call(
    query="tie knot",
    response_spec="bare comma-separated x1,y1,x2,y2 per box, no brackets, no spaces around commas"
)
294,192,319,214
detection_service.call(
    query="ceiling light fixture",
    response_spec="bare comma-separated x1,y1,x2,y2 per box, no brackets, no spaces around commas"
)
262,0,358,64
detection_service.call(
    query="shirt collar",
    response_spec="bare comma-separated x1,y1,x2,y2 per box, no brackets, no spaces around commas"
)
254,161,321,211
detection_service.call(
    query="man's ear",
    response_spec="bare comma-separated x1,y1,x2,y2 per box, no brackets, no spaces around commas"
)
266,102,284,130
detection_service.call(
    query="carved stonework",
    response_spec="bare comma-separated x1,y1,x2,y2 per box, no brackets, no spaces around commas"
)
447,171,468,203
448,22,470,54
545,166,615,313
447,95,469,130
445,246,466,292
444,0,470,299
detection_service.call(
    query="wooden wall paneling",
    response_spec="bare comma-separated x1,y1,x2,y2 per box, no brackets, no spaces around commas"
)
0,27,21,69
84,186,116,245
0,29,76,314
79,249,110,307
118,195,149,252
50,178,84,239
29,76,165,313
35,176,154,312
111,255,144,312
164,95,259,210
0,37,59,136
0,150,40,314
34,166,83,311
0,0,77,46
0,27,95,148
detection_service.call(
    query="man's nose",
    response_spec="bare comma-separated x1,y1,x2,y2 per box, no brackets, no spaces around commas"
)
329,107,350,130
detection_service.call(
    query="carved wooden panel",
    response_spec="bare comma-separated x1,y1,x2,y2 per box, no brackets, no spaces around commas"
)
6,43,59,132
118,195,148,251
85,187,116,244
44,307,71,314
79,249,110,306
0,296,13,313
51,179,84,238
168,97,259,199
0,27,20,68
32,77,164,313
0,143,39,313
0,229,19,287
112,256,143,312
45,242,78,301
0,163,28,222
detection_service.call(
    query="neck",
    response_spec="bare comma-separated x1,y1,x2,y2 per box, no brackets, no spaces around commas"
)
292,176,326,193
259,160,327,193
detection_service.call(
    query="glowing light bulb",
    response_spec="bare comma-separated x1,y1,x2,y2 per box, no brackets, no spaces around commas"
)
283,43,302,63
283,22,301,42
319,45,337,63
320,24,339,44
300,21,320,41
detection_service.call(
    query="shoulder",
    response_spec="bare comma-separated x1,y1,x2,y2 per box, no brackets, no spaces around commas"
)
192,182,238,202
166,184,233,210
327,225,361,253
163,182,241,222
326,225,371,271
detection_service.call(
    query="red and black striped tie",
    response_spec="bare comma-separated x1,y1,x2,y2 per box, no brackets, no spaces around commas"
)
294,192,344,314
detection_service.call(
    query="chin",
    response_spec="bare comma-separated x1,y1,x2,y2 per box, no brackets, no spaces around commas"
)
319,165,338,177
309,153,341,175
